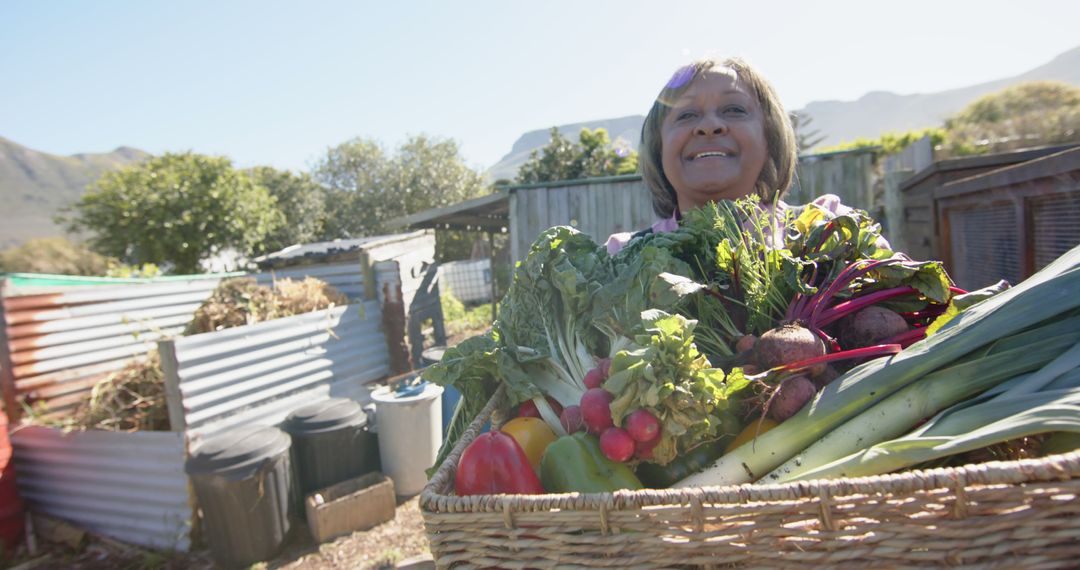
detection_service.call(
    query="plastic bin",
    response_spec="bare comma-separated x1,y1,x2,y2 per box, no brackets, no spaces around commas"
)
186,426,293,568
282,398,380,499
370,381,443,497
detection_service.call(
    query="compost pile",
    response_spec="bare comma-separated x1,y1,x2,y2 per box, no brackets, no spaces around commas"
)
59,277,348,432
425,196,1080,495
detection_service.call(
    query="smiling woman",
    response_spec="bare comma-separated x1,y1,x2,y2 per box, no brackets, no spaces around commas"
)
639,58,797,218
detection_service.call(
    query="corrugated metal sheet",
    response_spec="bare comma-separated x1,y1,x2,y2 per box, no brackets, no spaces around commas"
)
163,303,389,442
10,427,191,551
255,261,367,300
1,277,227,418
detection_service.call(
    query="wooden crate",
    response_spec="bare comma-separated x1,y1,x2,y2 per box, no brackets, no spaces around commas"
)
305,471,396,543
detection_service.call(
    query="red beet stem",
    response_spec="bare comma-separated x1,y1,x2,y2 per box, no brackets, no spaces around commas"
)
881,328,927,348
776,343,903,373
815,286,920,328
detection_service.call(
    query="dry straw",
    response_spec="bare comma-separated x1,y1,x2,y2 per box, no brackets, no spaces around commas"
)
421,385,1080,569
48,277,348,432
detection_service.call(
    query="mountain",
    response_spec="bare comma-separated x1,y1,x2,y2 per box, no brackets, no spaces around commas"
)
801,45,1080,149
0,137,149,249
487,45,1080,180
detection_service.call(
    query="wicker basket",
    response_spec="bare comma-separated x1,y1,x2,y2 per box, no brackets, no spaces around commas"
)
421,385,1080,569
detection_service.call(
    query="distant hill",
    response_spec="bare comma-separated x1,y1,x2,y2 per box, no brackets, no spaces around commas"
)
488,45,1080,180
0,137,149,249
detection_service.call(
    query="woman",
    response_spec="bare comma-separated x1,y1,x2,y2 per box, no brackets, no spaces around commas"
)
608,57,843,253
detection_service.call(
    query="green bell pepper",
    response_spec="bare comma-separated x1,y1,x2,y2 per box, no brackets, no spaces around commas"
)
540,432,643,493
635,439,726,489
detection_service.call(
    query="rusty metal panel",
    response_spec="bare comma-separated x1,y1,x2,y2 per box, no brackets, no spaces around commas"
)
1,277,226,418
163,303,389,443
10,427,192,551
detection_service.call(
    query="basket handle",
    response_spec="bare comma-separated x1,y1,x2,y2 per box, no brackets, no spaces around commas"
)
421,384,508,504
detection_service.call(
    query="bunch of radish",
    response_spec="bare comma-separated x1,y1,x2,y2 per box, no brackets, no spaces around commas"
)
556,358,663,463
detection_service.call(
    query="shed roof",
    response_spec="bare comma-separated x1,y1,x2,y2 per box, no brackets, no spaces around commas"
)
253,230,431,266
385,191,510,233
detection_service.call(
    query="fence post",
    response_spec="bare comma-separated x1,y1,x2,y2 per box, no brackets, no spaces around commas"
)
884,168,914,254
157,339,187,432
381,265,412,375
0,291,20,423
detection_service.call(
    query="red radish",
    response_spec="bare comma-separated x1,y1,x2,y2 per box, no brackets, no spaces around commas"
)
518,396,563,419
559,405,584,433
839,306,910,350
583,357,612,389
624,409,660,443
580,388,614,433
599,427,635,462
767,375,817,422
634,436,658,460
755,324,827,376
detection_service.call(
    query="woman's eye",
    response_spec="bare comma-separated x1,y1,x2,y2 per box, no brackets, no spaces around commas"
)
676,110,697,121
724,105,748,115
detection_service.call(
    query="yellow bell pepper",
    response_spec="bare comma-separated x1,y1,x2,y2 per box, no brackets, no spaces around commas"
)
500,417,557,472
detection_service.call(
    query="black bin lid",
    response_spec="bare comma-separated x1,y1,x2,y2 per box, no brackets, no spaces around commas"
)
186,425,291,476
281,398,367,435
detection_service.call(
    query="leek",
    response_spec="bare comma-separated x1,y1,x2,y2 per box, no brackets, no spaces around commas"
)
766,319,1080,482
791,388,1080,480
675,244,1080,488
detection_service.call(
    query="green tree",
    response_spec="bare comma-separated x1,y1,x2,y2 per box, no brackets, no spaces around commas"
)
313,135,490,239
941,81,1080,156
790,111,826,153
62,152,283,274
516,127,638,184
245,166,327,253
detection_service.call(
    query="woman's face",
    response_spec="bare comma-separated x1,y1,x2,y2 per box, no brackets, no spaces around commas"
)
660,68,767,213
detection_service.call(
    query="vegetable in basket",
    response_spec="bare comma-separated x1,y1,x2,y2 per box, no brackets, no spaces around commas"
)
455,431,544,496
540,432,643,493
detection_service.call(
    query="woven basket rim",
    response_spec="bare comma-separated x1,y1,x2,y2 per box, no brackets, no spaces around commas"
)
421,384,1080,514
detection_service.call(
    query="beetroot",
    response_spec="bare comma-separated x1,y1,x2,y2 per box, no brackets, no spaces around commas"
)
839,306,910,349
559,405,585,433
735,334,758,354
580,388,614,433
599,427,635,462
754,324,827,376
812,365,841,391
624,409,660,443
767,375,817,422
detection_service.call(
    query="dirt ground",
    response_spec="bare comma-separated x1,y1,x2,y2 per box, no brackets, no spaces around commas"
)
3,497,430,570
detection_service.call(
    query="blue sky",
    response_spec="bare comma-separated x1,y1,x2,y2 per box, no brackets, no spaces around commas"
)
2,1,1077,172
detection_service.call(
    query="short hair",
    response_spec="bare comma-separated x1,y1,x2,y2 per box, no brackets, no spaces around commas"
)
639,58,797,218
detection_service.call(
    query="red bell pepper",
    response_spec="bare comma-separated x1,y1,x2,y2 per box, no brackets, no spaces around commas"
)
454,431,545,495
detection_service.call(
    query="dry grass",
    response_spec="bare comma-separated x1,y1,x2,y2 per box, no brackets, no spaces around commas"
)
37,277,348,432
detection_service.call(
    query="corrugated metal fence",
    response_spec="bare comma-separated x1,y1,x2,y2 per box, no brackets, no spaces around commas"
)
10,427,191,550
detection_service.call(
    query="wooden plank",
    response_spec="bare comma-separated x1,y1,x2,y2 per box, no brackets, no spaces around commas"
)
157,340,186,432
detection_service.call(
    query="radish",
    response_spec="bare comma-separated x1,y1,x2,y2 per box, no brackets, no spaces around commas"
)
767,375,816,422
559,405,585,433
580,388,614,433
735,334,757,354
624,409,660,443
583,357,612,389
839,306,910,349
634,436,659,460
599,427,635,462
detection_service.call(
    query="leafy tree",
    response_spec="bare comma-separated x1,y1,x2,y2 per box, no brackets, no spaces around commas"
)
245,166,327,253
941,81,1080,156
516,127,638,184
790,111,825,153
313,135,490,239
0,237,113,275
816,127,947,156
62,152,283,274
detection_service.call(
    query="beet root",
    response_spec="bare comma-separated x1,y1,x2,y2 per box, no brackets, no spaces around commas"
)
768,375,817,422
839,306,910,349
754,324,827,376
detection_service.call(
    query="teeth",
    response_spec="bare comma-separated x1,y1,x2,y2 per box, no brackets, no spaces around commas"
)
693,151,728,159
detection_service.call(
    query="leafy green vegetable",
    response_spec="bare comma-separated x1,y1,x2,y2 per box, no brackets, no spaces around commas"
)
604,311,746,465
